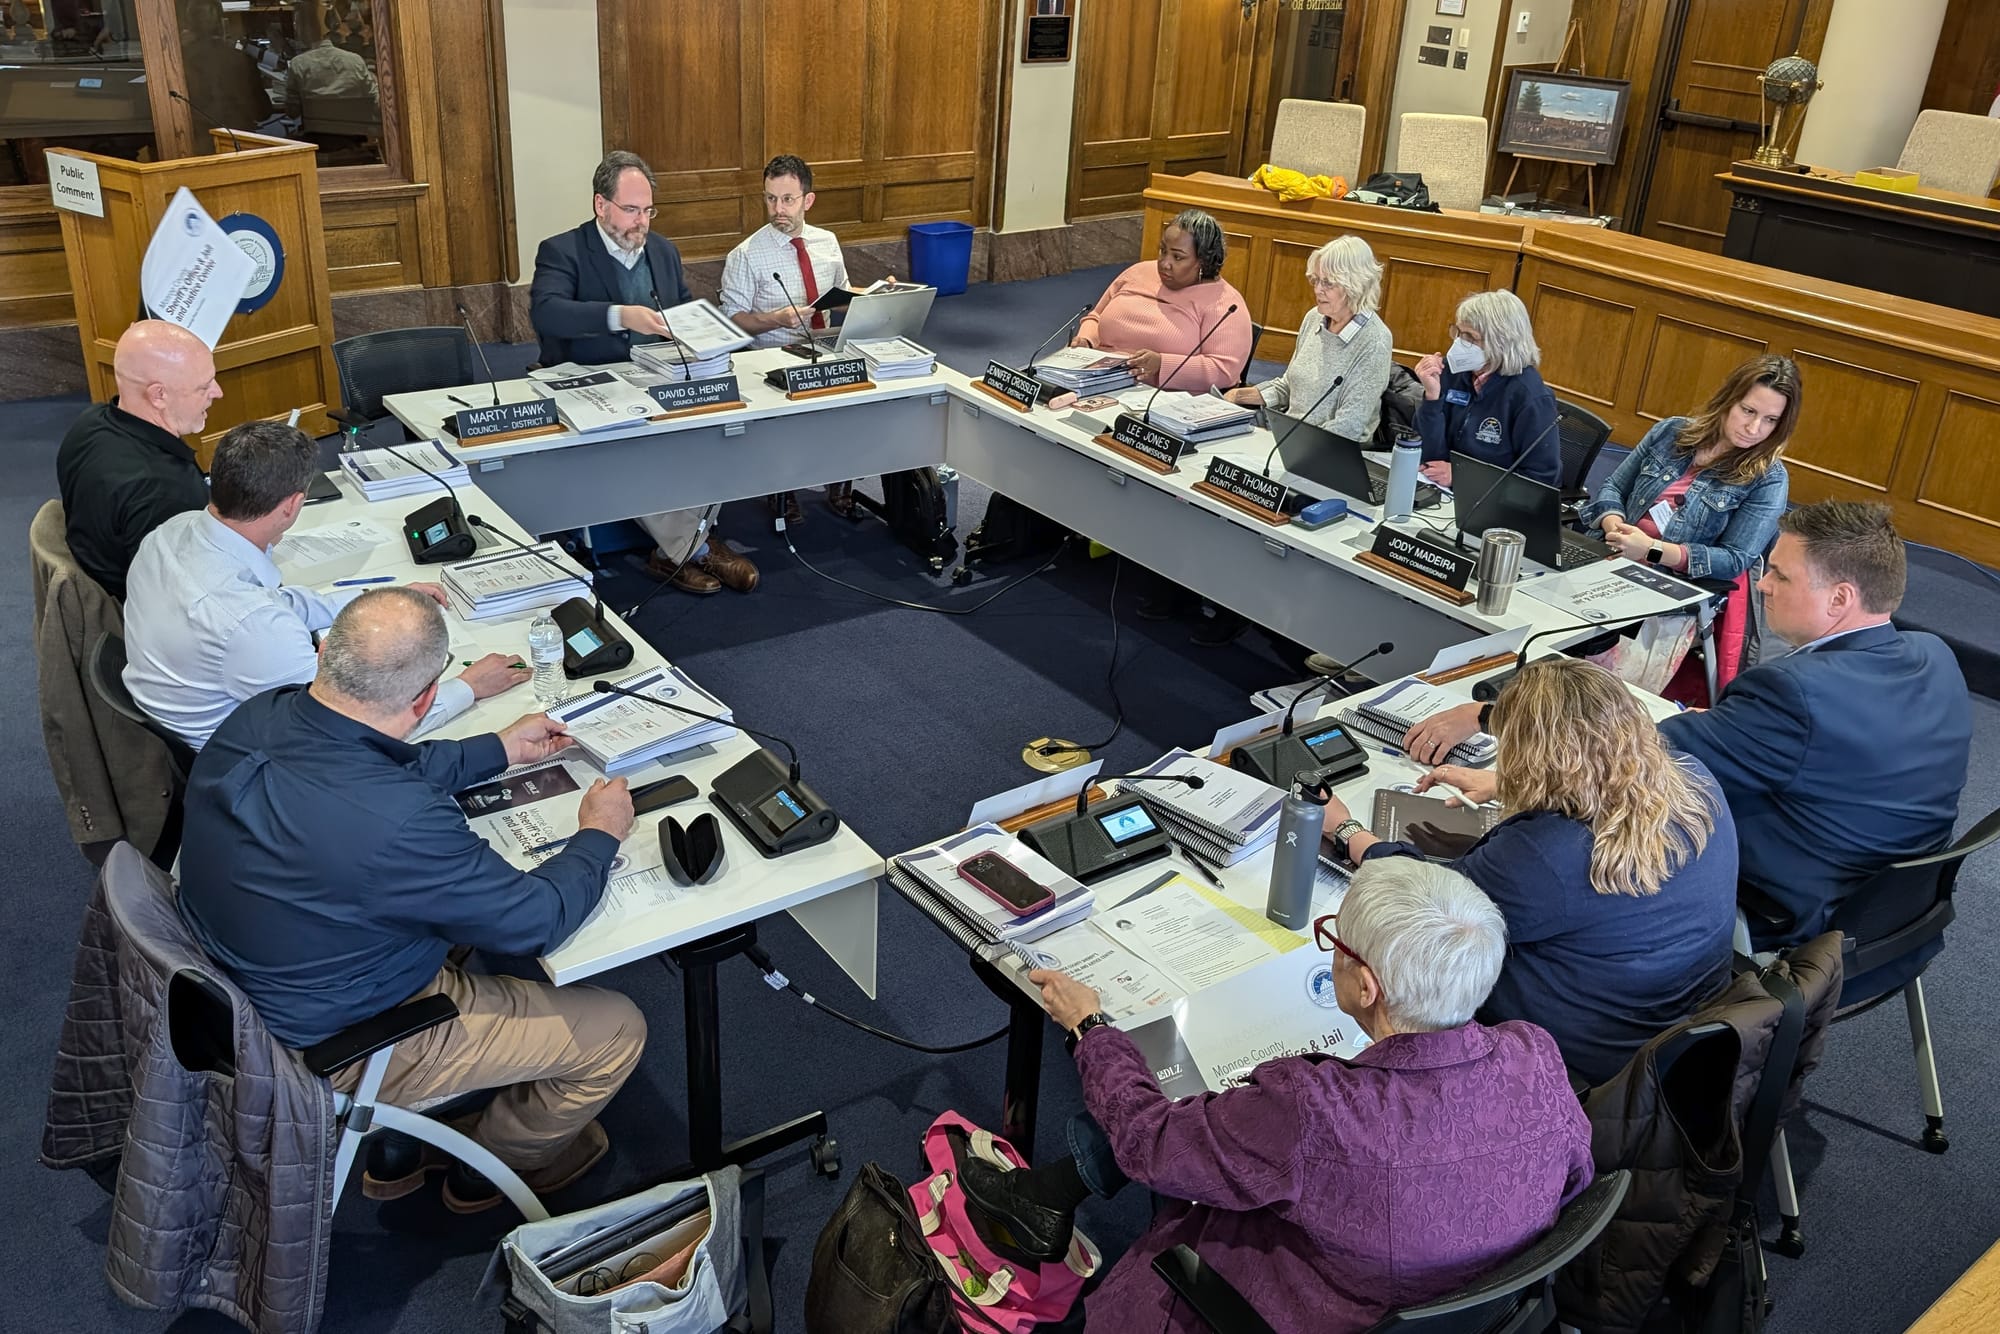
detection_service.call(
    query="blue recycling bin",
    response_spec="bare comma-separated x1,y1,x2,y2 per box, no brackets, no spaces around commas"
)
907,221,974,296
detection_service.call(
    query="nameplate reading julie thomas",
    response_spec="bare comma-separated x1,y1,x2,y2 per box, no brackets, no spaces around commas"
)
1369,526,1475,591
453,398,561,440
647,375,742,414
768,357,869,395
1203,457,1289,515
1112,413,1191,466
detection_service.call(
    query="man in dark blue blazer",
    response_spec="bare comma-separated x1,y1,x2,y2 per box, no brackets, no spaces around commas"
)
1661,501,1970,949
528,151,759,597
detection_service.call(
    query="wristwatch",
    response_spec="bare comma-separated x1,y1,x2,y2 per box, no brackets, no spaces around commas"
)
1066,1012,1114,1052
1331,818,1365,861
1646,543,1667,565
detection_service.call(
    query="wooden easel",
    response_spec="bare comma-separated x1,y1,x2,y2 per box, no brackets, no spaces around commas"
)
1498,18,1599,216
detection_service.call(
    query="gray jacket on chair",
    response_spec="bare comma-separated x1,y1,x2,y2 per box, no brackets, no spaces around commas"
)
42,847,339,1334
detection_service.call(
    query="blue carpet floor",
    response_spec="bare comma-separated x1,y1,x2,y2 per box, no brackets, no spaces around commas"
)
6,270,2000,1333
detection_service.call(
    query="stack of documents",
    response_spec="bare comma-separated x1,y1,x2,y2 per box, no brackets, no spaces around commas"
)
1334,677,1498,766
1144,392,1257,444
1033,347,1137,394
631,341,734,382
530,371,664,432
337,442,469,501
888,825,1094,946
440,543,592,620
1117,749,1285,867
849,337,937,380
544,665,736,777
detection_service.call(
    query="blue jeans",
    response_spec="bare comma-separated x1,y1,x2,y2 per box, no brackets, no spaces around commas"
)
1066,1112,1130,1199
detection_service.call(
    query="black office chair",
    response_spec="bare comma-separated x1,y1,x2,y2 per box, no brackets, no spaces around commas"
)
1152,1170,1630,1334
1553,399,1612,507
85,631,195,870
1237,321,1266,386
330,326,481,427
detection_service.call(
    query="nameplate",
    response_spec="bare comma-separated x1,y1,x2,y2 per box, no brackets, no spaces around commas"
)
1203,457,1288,514
1368,526,1475,592
647,375,743,415
1110,413,1190,467
766,357,870,395
981,361,1041,412
452,398,561,441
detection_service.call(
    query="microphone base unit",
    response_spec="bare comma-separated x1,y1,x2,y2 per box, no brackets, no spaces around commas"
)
1228,727,1369,791
404,496,477,564
553,598,634,678
709,747,841,857
1019,791,1171,883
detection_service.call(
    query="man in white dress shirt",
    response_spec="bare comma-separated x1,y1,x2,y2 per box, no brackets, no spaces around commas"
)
123,420,528,751
719,154,858,521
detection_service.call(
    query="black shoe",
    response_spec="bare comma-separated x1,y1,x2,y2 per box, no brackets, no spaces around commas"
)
1136,591,1178,621
1190,606,1248,647
945,1129,1074,1267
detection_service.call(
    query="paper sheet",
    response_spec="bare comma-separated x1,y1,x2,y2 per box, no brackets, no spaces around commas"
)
1097,876,1299,992
139,186,257,348
274,518,395,569
1008,921,1183,1022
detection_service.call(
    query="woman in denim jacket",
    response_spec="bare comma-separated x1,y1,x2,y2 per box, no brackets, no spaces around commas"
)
1580,355,1800,581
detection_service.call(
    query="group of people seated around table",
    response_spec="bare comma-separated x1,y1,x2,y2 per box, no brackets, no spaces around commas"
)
43,151,1976,1330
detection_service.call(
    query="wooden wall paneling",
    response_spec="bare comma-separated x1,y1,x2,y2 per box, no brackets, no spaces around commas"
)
379,0,449,286
1923,0,2000,118
1350,0,1407,180
1563,0,1675,222
0,214,74,326
1071,0,1164,217
430,0,511,285
1525,284,1635,411
319,191,425,290
1782,352,1918,492
1918,388,2000,527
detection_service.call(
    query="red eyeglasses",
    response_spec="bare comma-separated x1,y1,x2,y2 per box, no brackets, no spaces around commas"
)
1312,912,1369,971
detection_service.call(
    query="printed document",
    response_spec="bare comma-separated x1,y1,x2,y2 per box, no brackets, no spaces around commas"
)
1096,875,1302,992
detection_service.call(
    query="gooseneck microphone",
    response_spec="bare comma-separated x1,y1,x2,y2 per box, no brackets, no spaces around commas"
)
1025,302,1095,369
1281,641,1395,734
771,269,821,361
468,517,631,675
1452,413,1565,550
467,516,598,620
1076,771,1204,818
652,287,695,378
1260,374,1346,477
455,301,502,407
169,88,241,154
1471,611,1663,701
592,678,802,782
1227,640,1394,787
1144,303,1239,416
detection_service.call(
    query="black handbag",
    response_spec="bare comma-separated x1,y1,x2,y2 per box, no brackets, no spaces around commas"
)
805,1163,964,1334
1350,172,1441,212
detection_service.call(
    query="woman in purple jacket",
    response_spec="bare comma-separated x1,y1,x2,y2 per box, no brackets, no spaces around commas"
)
955,858,1594,1334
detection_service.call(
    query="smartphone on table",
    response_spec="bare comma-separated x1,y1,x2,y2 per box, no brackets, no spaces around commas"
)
957,851,1055,916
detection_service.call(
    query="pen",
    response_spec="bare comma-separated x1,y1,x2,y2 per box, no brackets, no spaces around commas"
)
332,575,394,586
448,394,474,408
1172,840,1225,889
522,836,570,856
465,659,529,669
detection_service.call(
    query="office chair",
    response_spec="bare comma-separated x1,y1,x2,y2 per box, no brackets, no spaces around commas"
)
1238,320,1266,386
85,631,194,870
1553,399,1612,507
1268,98,1365,185
101,844,550,1224
1394,113,1489,212
331,326,481,428
1152,1171,1630,1334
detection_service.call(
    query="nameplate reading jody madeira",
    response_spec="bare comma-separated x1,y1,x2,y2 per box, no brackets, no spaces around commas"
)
1369,526,1475,592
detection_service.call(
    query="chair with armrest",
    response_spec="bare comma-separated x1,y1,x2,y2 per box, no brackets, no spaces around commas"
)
1394,113,1489,212
330,326,481,435
1268,99,1366,185
85,630,192,870
1896,110,2000,197
1553,399,1611,508
1238,321,1266,386
1152,1170,1631,1334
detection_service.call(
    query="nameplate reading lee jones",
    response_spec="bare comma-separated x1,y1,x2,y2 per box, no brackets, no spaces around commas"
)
1204,457,1289,515
647,376,742,413
1369,526,1475,591
982,361,1042,411
770,357,869,394
453,398,560,440
1112,413,1190,466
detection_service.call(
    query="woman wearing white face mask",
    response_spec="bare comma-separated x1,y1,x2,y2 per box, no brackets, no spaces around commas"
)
1411,289,1559,489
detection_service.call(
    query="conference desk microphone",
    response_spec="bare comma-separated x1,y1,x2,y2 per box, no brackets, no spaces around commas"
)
1019,302,1095,398
467,516,632,677
324,434,476,565
456,301,504,408
1450,414,1564,552
651,288,696,378
1260,374,1346,478
167,88,241,154
1229,641,1393,788
588,678,842,856
1019,772,1206,884
771,269,823,361
1141,303,1238,419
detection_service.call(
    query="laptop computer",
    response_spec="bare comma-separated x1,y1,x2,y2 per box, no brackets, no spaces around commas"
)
792,285,937,352
1273,412,1443,511
1449,451,1612,570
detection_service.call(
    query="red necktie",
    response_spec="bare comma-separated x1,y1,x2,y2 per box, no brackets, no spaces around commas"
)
791,235,824,330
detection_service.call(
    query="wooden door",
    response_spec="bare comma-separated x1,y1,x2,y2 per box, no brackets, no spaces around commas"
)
1241,0,1376,174
1069,0,1264,219
1631,0,1830,251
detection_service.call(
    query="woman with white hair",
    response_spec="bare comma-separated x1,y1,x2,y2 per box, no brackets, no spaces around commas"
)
947,858,1593,1334
1224,235,1394,442
1412,287,1559,488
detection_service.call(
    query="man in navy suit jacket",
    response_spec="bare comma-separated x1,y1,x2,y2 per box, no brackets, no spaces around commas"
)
528,152,759,598
1661,501,1970,949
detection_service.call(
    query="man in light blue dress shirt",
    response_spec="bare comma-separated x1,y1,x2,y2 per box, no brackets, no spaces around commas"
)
123,420,527,751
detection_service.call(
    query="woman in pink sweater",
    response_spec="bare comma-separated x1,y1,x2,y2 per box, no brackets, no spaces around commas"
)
1073,209,1254,391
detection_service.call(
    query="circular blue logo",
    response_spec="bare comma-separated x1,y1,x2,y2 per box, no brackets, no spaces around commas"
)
1305,962,1340,1009
218,212,285,314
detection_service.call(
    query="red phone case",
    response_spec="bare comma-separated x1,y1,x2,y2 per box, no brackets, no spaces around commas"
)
958,853,1056,916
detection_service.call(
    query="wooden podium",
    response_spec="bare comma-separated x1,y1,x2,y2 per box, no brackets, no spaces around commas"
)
50,130,341,467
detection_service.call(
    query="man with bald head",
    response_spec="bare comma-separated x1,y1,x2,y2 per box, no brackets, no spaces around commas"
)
179,587,644,1211
56,319,224,599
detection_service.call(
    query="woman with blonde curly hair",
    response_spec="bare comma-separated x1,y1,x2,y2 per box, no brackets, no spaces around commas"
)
1319,658,1738,1085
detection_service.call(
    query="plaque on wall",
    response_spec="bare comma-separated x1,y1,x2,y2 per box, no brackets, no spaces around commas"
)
1023,2,1073,64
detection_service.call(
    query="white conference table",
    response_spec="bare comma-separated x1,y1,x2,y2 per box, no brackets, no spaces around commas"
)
272,471,883,1171
386,350,1711,684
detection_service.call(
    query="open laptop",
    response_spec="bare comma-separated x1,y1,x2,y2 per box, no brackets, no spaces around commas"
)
1273,412,1443,511
792,285,937,353
1449,451,1612,570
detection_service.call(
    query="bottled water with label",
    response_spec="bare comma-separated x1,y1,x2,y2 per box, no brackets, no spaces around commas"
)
527,615,565,708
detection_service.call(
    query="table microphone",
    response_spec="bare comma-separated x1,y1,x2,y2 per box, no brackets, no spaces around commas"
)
1228,642,1393,786
168,88,241,153
353,439,476,564
771,269,822,361
1072,771,1203,818
1020,772,1203,883
652,290,696,378
590,678,801,780
1024,302,1095,370
1451,413,1564,551
1260,374,1346,477
1471,610,1664,701
1143,303,1239,416
455,301,503,408
468,516,630,676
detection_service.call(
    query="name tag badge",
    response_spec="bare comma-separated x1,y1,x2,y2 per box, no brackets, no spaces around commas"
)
1445,388,1471,406
1474,417,1503,446
1334,315,1363,344
1647,499,1677,530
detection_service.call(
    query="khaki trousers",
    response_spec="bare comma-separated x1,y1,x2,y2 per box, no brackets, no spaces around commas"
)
334,965,647,1172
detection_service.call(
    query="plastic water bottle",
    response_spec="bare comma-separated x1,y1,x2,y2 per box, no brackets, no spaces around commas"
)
1385,432,1422,522
1267,779,1330,931
527,615,565,708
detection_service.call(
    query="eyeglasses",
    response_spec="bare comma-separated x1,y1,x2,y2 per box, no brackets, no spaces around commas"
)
1312,912,1369,972
1447,324,1483,344
606,200,657,220
765,193,804,208
1308,275,1339,290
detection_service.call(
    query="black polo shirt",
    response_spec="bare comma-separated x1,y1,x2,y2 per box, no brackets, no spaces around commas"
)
55,399,209,601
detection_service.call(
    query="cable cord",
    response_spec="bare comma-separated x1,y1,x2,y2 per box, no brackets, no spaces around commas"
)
779,519,1066,615
743,949,1008,1055
1037,555,1129,757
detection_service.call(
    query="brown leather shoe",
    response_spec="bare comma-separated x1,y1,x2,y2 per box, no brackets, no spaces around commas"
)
696,537,760,593
645,549,722,595
767,491,804,525
826,481,858,518
441,1121,611,1215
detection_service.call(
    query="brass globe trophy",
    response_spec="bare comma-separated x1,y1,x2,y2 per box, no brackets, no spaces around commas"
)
1755,54,1823,168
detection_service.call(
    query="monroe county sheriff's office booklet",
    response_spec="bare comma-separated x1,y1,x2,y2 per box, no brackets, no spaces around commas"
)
530,370,665,433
